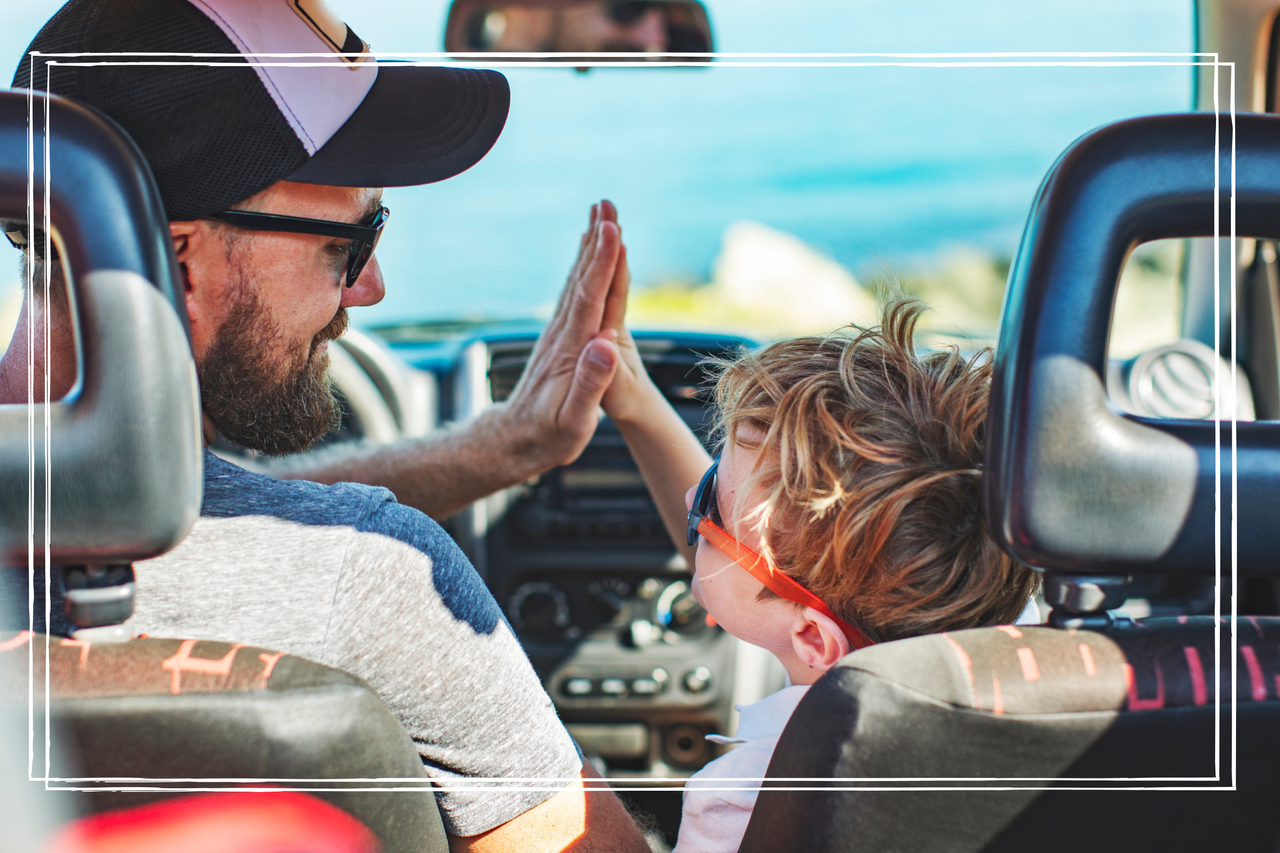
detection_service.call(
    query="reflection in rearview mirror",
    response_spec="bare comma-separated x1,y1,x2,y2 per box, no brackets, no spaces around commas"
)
445,0,713,62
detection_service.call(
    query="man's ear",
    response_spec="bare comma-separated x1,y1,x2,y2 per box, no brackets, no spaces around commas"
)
170,220,216,357
790,607,852,673
170,221,197,258
170,221,197,291
171,219,211,310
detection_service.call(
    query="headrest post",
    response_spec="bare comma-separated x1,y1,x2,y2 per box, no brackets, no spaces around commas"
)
61,564,135,640
1044,572,1132,630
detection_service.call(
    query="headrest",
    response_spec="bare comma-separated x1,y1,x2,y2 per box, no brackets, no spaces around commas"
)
742,618,1280,853
0,90,201,567
985,112,1280,576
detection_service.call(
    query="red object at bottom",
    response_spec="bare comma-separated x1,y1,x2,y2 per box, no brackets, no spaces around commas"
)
48,791,381,853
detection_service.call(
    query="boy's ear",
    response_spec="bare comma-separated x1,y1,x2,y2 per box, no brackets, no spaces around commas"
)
790,607,852,673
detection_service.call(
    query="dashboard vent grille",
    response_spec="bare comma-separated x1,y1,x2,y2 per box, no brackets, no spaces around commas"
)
489,346,534,403
642,350,723,405
488,344,737,405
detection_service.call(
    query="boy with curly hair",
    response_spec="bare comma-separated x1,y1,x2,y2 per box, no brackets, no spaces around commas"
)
598,293,1039,853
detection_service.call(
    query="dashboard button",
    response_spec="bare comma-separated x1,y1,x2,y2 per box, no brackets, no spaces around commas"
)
682,666,713,694
656,580,709,637
626,619,662,648
600,678,628,696
630,677,662,695
588,579,629,621
563,678,594,697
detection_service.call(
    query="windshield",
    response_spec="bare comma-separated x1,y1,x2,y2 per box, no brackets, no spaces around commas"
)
1,0,1192,344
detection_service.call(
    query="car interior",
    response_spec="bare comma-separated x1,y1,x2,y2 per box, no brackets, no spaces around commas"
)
4,0,1280,850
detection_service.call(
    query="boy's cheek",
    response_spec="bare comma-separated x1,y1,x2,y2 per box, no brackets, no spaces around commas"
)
690,572,706,608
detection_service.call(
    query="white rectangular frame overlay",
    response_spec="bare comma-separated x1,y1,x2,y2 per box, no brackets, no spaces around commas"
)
19,49,1237,794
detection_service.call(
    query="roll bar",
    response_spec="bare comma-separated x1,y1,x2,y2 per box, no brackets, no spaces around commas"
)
0,90,200,566
985,111,1280,576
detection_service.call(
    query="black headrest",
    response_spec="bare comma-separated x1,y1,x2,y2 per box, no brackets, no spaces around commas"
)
0,633,448,853
0,90,201,566
985,112,1280,576
742,617,1280,853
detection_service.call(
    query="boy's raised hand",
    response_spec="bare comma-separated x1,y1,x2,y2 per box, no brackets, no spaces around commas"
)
588,232,708,569
591,244,664,427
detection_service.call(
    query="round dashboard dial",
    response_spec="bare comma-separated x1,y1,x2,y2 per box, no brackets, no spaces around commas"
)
655,580,709,637
588,577,632,623
508,581,572,636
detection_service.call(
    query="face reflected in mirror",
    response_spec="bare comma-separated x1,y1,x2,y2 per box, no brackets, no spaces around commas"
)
446,0,712,59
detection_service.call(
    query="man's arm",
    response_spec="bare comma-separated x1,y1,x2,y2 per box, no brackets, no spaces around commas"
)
448,759,650,853
286,201,629,520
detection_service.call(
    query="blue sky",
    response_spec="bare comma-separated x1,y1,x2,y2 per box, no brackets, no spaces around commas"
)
3,1,1193,325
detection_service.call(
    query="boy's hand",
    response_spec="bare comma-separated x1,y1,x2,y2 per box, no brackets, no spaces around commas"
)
589,244,664,426
589,240,709,569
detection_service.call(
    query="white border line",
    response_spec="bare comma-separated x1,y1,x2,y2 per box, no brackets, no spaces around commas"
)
42,84,53,798
1212,52,1223,785
23,56,35,792
1223,59,1233,788
19,50,1238,794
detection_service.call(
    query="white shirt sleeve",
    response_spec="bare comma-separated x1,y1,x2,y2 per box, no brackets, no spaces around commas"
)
674,787,756,853
675,741,770,853
673,685,811,853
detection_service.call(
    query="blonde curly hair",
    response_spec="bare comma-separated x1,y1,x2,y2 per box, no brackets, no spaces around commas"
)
710,295,1037,643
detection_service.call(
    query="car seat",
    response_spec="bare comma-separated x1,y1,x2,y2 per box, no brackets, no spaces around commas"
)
738,112,1280,853
0,89,447,853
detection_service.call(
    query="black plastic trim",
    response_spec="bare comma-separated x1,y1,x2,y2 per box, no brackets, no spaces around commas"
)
986,112,1280,574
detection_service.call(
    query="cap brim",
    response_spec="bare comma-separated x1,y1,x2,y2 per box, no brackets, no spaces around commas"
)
286,65,509,187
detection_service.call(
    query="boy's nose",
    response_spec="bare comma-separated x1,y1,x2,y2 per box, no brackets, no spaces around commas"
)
685,484,697,512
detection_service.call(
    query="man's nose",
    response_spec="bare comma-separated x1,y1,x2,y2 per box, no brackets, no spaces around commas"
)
342,254,386,308
685,484,697,512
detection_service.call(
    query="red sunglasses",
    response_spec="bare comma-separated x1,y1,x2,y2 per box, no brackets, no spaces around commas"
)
687,457,874,651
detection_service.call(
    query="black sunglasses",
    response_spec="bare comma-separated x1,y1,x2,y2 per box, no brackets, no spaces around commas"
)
203,204,389,288
687,456,722,547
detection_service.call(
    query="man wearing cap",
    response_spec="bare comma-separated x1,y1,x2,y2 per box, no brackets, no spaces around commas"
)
3,0,649,850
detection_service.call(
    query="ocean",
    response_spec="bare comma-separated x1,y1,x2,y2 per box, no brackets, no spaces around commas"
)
1,0,1193,329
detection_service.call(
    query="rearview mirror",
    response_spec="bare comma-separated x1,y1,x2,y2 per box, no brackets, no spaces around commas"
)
444,0,713,61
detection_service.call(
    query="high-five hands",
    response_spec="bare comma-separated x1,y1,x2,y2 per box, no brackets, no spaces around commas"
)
499,200,630,472
276,199,662,524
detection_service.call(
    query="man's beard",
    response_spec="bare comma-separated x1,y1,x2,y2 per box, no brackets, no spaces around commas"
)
198,283,349,457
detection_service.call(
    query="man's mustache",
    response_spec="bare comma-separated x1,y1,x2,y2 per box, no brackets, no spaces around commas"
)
314,308,349,349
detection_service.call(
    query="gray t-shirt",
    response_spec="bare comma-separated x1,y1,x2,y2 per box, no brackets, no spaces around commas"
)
132,450,581,837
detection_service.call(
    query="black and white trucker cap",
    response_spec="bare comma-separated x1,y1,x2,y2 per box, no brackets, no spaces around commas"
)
12,0,510,221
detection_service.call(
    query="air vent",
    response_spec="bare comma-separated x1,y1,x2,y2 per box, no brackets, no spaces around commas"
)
643,350,722,405
1109,339,1255,421
489,345,535,402
488,343,735,405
